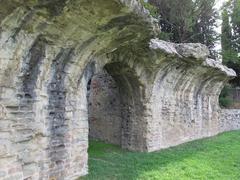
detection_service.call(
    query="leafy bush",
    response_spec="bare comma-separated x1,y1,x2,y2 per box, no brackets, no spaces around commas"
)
158,32,173,41
219,85,233,108
219,97,232,108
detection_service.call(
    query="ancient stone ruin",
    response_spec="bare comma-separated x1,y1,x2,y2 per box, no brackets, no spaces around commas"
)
0,0,240,179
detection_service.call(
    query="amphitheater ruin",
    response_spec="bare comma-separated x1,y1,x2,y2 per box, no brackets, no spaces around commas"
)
0,0,240,179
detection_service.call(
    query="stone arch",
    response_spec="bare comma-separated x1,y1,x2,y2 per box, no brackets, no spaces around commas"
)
40,55,149,179
148,55,235,151
87,68,122,145
103,62,147,150
0,33,54,179
1,1,240,179
74,59,149,151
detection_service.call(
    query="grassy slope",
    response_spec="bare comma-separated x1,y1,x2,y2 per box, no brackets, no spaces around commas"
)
82,131,240,180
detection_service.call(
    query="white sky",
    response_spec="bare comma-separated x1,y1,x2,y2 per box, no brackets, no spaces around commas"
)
215,0,227,9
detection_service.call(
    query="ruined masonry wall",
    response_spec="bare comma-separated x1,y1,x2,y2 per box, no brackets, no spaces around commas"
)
220,109,240,132
88,71,122,145
0,0,239,179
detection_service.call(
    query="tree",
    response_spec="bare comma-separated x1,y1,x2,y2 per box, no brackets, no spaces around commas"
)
231,0,240,54
192,0,218,57
149,0,218,57
221,0,240,87
149,0,195,42
221,8,234,63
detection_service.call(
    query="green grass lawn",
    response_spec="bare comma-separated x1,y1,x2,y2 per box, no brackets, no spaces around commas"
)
82,131,240,180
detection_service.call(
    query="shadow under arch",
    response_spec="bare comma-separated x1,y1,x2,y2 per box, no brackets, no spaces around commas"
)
85,61,148,152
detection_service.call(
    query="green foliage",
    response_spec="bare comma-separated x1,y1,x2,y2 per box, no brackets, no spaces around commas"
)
219,85,233,108
149,0,195,42
221,3,235,64
231,0,240,52
192,0,218,57
221,0,240,87
158,31,173,41
219,97,232,108
82,131,240,180
149,0,218,57
140,0,158,17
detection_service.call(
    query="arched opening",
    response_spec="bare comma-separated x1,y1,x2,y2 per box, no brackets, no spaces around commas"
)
88,70,122,145
219,84,240,109
64,60,148,178
219,60,240,109
218,66,240,132
85,61,147,151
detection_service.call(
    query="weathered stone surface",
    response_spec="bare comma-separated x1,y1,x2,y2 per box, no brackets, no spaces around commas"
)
175,43,210,60
0,0,239,179
0,104,7,119
88,71,122,145
220,109,240,132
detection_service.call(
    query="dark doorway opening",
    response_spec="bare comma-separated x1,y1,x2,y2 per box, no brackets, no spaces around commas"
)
87,69,123,145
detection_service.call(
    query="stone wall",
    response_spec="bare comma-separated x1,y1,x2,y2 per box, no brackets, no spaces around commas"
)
220,109,240,132
0,0,239,179
0,0,153,179
88,71,122,145
145,40,236,151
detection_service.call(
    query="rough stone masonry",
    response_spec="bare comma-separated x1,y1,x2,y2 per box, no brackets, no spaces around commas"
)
0,0,240,179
